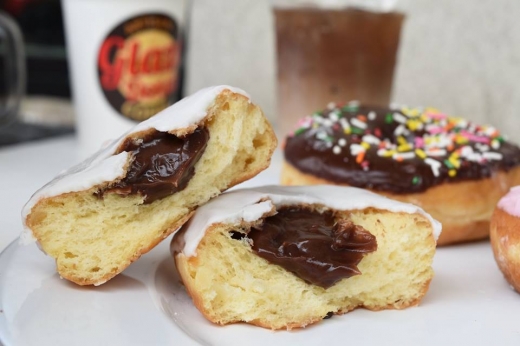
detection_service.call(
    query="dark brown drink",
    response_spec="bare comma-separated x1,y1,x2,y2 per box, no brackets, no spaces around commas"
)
275,7,404,136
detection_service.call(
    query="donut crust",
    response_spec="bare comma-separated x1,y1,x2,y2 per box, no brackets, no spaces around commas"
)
281,160,520,246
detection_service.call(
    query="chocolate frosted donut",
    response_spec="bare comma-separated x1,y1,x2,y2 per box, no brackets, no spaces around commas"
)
282,102,520,245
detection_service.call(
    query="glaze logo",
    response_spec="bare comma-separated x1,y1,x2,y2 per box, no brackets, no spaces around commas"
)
97,13,180,121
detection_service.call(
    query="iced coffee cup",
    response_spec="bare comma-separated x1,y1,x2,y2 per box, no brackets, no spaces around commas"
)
273,0,404,136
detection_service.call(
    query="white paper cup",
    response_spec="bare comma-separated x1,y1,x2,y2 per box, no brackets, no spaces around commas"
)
62,0,188,158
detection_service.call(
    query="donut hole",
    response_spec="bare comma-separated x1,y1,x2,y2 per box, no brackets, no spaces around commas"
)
229,231,246,240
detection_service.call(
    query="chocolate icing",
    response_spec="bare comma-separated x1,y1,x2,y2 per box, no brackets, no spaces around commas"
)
103,128,209,203
284,105,520,193
246,207,377,289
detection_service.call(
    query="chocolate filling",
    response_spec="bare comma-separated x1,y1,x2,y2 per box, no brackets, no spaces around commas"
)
102,128,209,203
245,207,377,289
284,105,520,193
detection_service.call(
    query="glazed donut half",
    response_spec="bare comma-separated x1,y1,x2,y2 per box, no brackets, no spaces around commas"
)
171,185,441,330
282,103,520,245
491,186,520,293
22,86,277,286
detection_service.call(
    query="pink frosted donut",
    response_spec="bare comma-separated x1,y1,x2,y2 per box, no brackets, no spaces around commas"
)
490,186,520,293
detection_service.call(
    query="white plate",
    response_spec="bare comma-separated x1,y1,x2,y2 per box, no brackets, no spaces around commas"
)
1,235,520,346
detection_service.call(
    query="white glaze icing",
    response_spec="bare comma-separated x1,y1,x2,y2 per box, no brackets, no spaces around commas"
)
497,185,520,217
20,85,250,244
173,185,442,257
